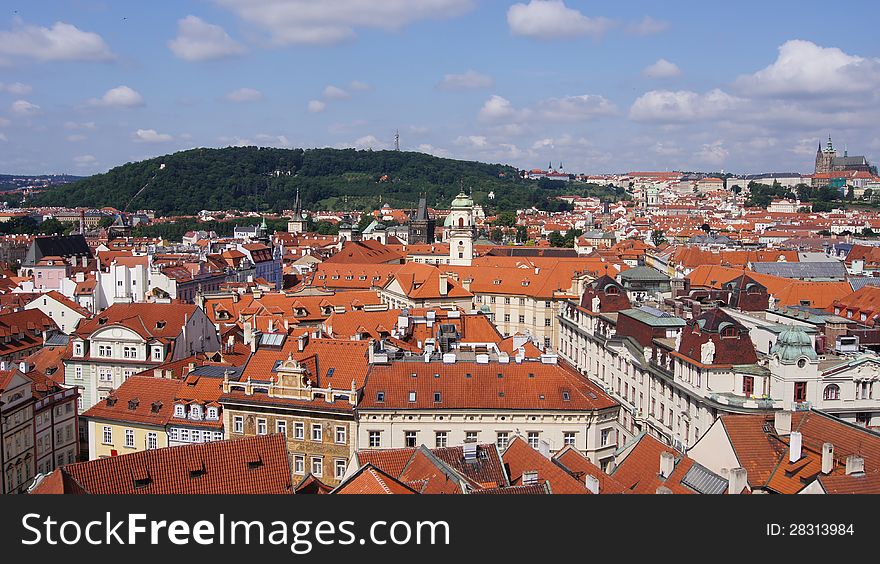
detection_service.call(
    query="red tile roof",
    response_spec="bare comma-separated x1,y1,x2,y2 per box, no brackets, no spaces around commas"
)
502,436,589,494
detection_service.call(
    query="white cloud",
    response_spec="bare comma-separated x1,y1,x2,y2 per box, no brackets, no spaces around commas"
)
438,70,494,90
349,80,371,91
255,133,292,147
67,134,87,142
479,95,522,121
536,94,616,120
352,135,388,150
323,85,350,99
629,89,743,123
736,39,880,98
454,135,489,148
626,16,669,36
307,100,326,113
694,140,729,165
507,1,613,40
0,82,32,95
133,129,173,143
0,20,115,62
168,15,246,62
643,59,681,79
87,85,144,108
416,144,450,158
73,154,97,165
11,99,39,116
218,136,252,147
651,142,683,157
224,87,263,103
212,0,474,45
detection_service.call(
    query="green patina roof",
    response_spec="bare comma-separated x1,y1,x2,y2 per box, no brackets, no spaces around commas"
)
771,324,818,363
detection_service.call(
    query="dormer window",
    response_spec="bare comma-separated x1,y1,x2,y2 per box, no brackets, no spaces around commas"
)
722,326,738,338
155,320,166,330
206,407,218,420
174,404,185,418
189,405,202,420
562,391,571,401
376,391,385,402
408,391,417,402
74,342,83,357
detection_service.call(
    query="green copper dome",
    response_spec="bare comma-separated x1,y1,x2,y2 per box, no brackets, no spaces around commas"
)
771,325,818,363
450,191,474,209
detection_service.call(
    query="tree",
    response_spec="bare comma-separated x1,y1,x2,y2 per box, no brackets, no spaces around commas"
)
862,227,876,238
651,229,667,247
37,218,65,235
548,231,566,247
816,229,832,236
97,216,115,229
701,223,711,234
494,211,517,228
515,225,528,243
864,188,873,200
490,228,504,243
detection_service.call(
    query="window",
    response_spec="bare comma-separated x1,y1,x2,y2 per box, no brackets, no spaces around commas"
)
181,429,190,442
435,431,448,448
368,430,381,448
153,347,162,361
545,301,552,308
147,432,157,450
405,431,417,447
504,297,511,305
545,319,551,327
601,428,611,447
504,314,510,323
233,416,243,434
544,337,551,348
311,457,323,477
311,423,323,442
335,459,347,480
99,367,112,382
98,345,111,357
124,429,134,448
794,382,807,403
206,407,218,420
294,422,304,440
527,432,539,449
102,426,112,445
189,405,202,420
123,346,137,359
823,384,840,401
74,366,83,380
294,455,305,475
496,432,509,449
519,315,525,324
408,391,417,402
335,426,347,444
743,376,754,397
433,392,442,403
465,431,478,443
256,418,267,435
376,391,385,402
277,420,287,436
563,432,576,446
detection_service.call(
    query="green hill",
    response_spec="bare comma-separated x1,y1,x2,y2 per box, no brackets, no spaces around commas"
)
33,146,577,215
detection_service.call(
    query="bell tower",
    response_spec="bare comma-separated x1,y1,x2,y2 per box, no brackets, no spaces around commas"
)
447,191,474,266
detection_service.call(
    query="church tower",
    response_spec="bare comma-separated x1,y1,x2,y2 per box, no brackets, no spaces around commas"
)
287,187,308,234
815,136,836,175
409,195,435,245
447,191,475,266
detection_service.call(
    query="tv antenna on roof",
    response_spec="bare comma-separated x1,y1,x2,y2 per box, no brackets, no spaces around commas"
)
394,129,400,152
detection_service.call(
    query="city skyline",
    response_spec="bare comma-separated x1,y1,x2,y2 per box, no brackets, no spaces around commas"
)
0,0,878,176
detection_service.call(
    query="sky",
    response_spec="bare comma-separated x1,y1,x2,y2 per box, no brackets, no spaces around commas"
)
0,0,878,176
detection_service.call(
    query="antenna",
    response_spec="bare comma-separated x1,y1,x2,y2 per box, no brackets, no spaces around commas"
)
394,129,400,152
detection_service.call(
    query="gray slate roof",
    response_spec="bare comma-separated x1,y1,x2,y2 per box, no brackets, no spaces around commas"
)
751,261,847,280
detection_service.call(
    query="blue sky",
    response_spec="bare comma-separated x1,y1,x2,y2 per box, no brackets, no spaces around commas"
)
0,0,878,176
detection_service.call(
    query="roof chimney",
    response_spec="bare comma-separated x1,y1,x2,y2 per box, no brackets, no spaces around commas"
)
727,467,748,494
789,431,803,463
659,451,675,479
585,474,600,494
822,443,834,474
656,486,673,494
845,455,865,476
438,273,448,296
298,332,309,352
774,410,792,435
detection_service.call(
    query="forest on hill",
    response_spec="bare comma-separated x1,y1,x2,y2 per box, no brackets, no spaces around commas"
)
32,147,613,215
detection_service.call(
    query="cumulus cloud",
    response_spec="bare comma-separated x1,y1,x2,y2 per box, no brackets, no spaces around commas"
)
87,85,145,108
507,1,613,40
643,59,681,79
254,133,292,147
416,144,450,158
0,82,32,95
629,89,743,123
73,154,97,166
536,94,616,120
168,15,246,62
224,87,263,103
322,85,350,99
352,135,388,150
133,129,173,143
11,99,39,116
307,100,326,113
67,134,87,142
478,95,522,121
694,140,729,165
0,20,115,62
438,70,494,90
626,16,669,36
454,135,489,148
736,39,880,98
212,0,474,45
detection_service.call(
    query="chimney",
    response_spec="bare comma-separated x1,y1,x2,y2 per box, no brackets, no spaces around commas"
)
18,360,31,373
656,486,673,494
243,321,253,345
659,451,675,479
789,431,803,463
585,474,600,494
845,455,865,476
822,443,834,474
727,467,748,494
462,278,471,292
298,332,309,352
438,273,448,296
774,411,792,435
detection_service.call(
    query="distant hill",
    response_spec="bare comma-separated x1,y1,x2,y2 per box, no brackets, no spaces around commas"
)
0,174,85,191
32,147,573,215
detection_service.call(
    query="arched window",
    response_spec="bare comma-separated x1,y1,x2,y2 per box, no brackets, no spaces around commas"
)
458,217,464,228
722,326,738,338
823,384,840,401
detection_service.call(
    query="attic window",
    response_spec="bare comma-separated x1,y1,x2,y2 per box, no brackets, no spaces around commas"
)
434,392,442,403
408,391,417,402
498,391,505,398
376,391,385,402
98,317,108,325
562,391,571,401
497,373,503,379
106,396,117,407
522,280,530,286
133,477,152,489
522,471,538,486
799,300,811,307
465,373,472,378
128,398,139,410
493,279,501,285
156,320,166,329
247,459,263,470
411,373,418,378
433,373,440,379
528,372,535,378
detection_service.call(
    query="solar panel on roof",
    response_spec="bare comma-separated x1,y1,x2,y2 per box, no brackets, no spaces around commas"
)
680,463,728,495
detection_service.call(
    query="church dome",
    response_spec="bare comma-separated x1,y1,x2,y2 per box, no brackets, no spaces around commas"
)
450,192,474,209
771,325,818,363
